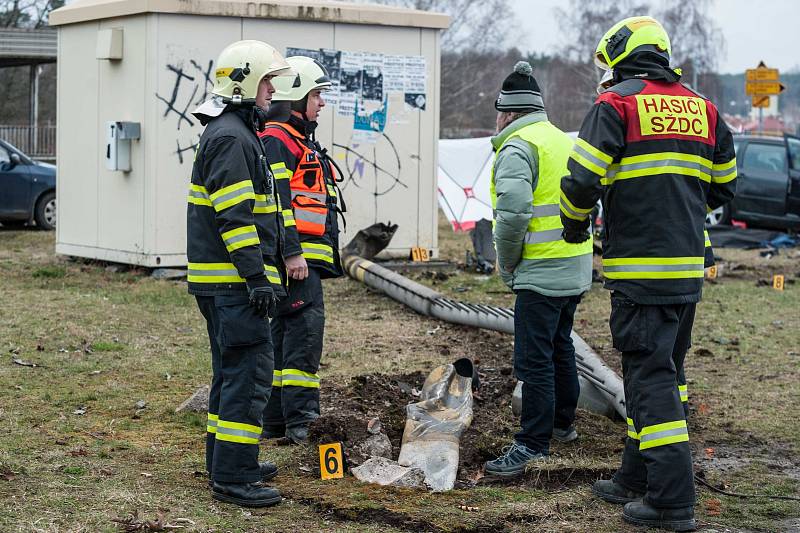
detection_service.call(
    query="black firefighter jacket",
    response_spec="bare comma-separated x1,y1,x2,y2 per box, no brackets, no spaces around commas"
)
560,66,737,305
186,106,285,297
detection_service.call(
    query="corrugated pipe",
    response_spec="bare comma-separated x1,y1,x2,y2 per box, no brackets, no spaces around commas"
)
343,253,626,420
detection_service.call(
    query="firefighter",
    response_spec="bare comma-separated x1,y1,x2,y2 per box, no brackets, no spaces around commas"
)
560,17,737,531
483,61,593,478
257,56,343,444
188,40,294,507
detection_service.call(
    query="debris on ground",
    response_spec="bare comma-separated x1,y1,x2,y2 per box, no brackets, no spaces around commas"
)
351,457,427,488
151,268,187,280
174,385,209,413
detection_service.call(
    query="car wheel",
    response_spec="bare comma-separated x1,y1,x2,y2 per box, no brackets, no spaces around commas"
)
705,205,730,226
34,191,56,231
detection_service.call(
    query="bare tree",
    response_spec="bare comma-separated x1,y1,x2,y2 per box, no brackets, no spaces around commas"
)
0,0,63,28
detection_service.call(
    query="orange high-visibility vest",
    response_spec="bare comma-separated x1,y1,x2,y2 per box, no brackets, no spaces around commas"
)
260,122,331,236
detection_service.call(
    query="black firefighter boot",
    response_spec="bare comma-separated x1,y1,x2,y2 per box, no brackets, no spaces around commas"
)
592,478,644,504
622,500,696,531
208,461,278,489
211,481,282,508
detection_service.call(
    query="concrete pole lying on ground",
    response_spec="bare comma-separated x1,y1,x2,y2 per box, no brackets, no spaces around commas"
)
342,253,626,420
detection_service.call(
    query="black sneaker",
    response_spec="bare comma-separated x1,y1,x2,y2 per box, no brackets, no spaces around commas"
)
552,426,578,443
211,481,281,508
261,425,285,439
484,441,547,478
207,461,279,489
622,500,696,531
285,425,309,444
592,478,644,504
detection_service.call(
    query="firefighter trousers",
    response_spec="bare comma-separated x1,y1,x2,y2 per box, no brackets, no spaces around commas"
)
610,291,696,509
263,268,324,433
196,294,274,483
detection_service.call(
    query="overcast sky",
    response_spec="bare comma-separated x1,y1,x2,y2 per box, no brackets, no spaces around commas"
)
511,0,799,74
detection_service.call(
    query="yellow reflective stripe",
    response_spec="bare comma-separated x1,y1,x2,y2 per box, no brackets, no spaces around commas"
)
188,263,281,285
679,384,688,402
272,370,283,387
270,163,293,180
620,152,711,167
210,180,255,212
603,256,704,266
254,193,278,214
207,413,219,434
638,420,689,450
221,225,260,253
188,183,212,206
302,242,334,264
570,150,607,177
281,368,320,388
188,196,213,206
712,158,736,171
711,159,737,183
282,209,296,227
576,138,613,164
626,417,639,440
559,190,593,221
704,230,711,248
602,257,705,280
215,419,261,445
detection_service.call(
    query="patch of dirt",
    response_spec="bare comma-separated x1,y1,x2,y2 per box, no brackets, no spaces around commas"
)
308,325,624,490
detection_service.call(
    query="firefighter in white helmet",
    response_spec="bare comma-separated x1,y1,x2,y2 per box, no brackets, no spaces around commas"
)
257,56,345,444
188,40,294,508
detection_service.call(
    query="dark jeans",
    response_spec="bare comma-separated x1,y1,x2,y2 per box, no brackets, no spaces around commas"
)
513,289,582,453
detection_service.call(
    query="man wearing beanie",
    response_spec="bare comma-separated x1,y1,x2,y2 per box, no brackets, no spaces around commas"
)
484,61,593,478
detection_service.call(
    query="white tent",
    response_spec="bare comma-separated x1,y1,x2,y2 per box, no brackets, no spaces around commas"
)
437,132,579,232
436,136,494,232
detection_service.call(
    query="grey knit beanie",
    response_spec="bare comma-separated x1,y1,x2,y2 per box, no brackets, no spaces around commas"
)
495,61,544,112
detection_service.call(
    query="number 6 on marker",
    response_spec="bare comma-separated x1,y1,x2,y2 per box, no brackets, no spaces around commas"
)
318,442,345,480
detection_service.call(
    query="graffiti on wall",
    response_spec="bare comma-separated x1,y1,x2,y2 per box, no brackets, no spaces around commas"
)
155,58,213,163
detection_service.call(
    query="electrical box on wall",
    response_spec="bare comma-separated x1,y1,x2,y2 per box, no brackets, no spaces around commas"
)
105,121,140,172
96,28,123,59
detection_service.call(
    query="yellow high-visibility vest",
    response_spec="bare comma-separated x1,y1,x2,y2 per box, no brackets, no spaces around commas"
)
491,121,593,260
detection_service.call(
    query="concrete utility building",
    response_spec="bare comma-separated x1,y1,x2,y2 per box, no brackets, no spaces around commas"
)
49,0,448,266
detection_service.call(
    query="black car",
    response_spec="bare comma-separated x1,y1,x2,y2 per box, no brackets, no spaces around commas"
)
706,134,800,230
0,139,56,230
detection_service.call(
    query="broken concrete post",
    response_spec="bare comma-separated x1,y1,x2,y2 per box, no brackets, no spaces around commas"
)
397,358,475,492
175,385,209,414
351,457,426,488
350,432,393,466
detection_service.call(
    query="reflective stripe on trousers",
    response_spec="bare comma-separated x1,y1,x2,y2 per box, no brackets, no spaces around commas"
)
215,419,262,445
207,413,219,434
281,368,320,388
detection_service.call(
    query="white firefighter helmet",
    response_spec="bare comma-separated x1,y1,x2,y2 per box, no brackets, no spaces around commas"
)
271,56,332,102
212,40,294,104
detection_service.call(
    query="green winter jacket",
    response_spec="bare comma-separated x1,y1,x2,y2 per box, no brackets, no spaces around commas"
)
491,112,592,297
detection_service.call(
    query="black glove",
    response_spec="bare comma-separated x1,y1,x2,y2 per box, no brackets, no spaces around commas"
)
246,277,276,318
562,227,591,244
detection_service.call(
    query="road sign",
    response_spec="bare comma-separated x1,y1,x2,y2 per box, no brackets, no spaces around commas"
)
746,68,779,82
751,95,770,108
746,81,785,95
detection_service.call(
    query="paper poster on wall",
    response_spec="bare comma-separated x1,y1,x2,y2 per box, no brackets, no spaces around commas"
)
285,47,321,62
285,46,427,117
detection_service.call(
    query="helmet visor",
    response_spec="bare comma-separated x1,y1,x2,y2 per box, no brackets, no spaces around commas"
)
594,52,611,71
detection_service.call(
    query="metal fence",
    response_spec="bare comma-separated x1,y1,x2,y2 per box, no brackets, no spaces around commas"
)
0,125,56,159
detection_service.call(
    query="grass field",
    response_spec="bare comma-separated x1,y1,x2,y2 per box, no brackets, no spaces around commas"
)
0,219,798,532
